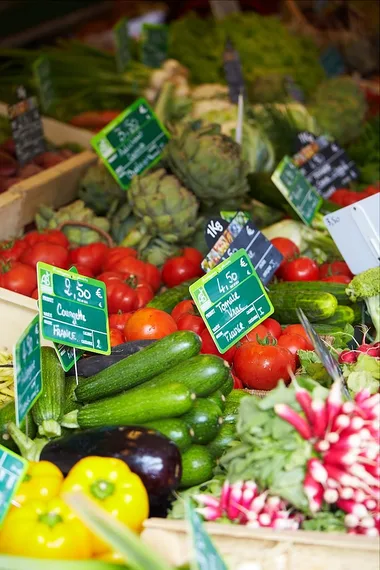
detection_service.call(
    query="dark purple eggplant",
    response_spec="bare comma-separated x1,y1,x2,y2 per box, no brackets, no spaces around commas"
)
67,340,156,377
40,425,181,506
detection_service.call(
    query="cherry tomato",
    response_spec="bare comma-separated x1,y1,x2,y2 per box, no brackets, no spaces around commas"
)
24,229,69,248
322,275,351,284
233,344,295,391
109,312,134,332
71,264,94,278
319,261,352,279
102,247,137,271
231,370,244,389
282,324,314,351
0,239,26,262
240,324,271,345
271,237,299,277
281,257,319,282
20,242,69,269
124,308,177,341
110,328,125,347
106,280,137,314
1,262,37,296
176,313,205,336
277,333,308,365
162,256,203,288
69,243,108,275
171,300,196,323
200,328,236,363
182,247,203,267
262,318,282,340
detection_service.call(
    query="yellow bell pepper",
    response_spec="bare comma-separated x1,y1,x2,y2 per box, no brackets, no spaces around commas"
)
13,461,63,506
61,456,149,555
0,497,92,559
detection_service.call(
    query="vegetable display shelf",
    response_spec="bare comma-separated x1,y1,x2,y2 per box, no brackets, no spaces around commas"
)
143,518,380,570
0,102,97,241
0,288,39,350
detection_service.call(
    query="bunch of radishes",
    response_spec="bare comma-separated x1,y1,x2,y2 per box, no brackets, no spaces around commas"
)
194,480,301,530
275,381,380,536
339,339,380,364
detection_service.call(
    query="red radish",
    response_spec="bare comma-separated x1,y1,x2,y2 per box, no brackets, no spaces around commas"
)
339,349,358,364
249,492,268,515
220,480,231,513
310,400,327,438
227,481,244,520
341,488,355,500
294,384,315,427
336,499,368,519
307,458,328,484
345,514,360,528
195,506,221,521
304,473,323,513
193,494,220,509
274,404,312,439
326,380,343,427
324,488,339,503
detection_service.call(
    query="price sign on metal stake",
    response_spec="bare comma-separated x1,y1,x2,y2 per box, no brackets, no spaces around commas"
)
0,446,28,525
186,500,227,570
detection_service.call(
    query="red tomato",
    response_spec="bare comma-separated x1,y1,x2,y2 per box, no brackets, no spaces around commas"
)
143,262,161,292
262,318,282,340
233,344,295,391
281,257,319,282
200,328,236,363
182,247,203,267
71,264,94,278
102,247,137,271
109,312,134,332
277,333,308,365
176,313,205,335
24,229,69,248
162,256,203,288
271,237,299,277
106,280,137,314
20,242,69,269
111,257,160,291
319,261,352,279
31,288,39,300
231,370,244,389
322,275,351,284
171,300,196,323
110,328,125,347
282,324,313,351
124,308,177,341
0,239,26,262
2,262,37,296
240,324,271,345
70,243,108,275
134,281,154,309
96,271,122,284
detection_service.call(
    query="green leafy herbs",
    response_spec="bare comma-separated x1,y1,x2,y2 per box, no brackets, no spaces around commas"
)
343,353,380,394
301,509,346,533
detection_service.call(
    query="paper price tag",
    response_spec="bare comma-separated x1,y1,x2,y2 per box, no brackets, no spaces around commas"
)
191,250,274,353
91,98,170,189
37,263,110,355
113,17,130,73
141,23,168,68
186,500,227,570
8,92,45,166
13,315,42,426
271,156,322,225
0,446,28,524
324,193,380,275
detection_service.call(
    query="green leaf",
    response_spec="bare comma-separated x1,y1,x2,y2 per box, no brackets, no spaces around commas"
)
258,381,297,410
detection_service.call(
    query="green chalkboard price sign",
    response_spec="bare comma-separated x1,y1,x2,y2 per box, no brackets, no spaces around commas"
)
91,98,170,189
0,446,28,524
13,314,42,426
33,56,55,112
37,262,110,355
186,500,227,570
141,24,168,68
271,156,322,226
55,344,83,372
113,17,130,73
190,249,274,353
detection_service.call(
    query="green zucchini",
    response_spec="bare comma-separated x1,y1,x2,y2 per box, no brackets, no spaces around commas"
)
207,422,236,460
63,376,85,415
206,389,226,412
182,399,223,445
75,330,201,402
134,354,229,397
32,347,65,438
322,305,355,326
270,290,338,323
269,281,350,305
180,445,214,489
223,390,249,424
147,279,196,313
142,418,192,451
219,373,234,397
63,382,195,430
0,401,36,452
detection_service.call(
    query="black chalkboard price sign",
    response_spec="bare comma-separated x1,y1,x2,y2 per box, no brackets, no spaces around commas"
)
8,90,45,166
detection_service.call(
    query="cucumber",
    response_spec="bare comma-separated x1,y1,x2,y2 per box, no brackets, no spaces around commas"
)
0,401,36,452
142,418,192,451
64,382,195,430
206,389,226,412
32,347,65,438
219,373,234,397
270,290,338,323
75,330,201,402
180,445,214,489
207,422,236,460
135,355,229,397
182,399,223,445
322,305,355,326
147,279,196,313
269,281,350,305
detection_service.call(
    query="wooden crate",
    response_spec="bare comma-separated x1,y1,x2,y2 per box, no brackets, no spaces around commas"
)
0,102,97,240
142,519,380,570
0,288,38,350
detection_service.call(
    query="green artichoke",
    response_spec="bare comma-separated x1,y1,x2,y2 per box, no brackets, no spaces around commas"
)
128,168,200,244
140,238,180,266
78,161,126,216
166,123,250,207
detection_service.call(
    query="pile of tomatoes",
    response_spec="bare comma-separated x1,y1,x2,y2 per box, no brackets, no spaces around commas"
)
270,237,353,284
329,184,379,208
